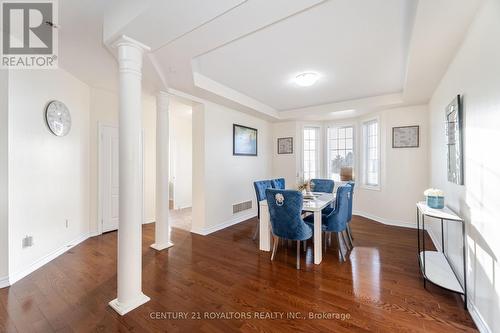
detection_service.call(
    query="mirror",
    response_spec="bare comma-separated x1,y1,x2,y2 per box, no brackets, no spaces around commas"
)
445,95,464,185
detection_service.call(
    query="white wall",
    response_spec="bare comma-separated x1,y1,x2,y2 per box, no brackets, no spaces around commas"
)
89,88,157,233
0,70,9,284
429,1,500,331
170,105,192,209
192,102,272,234
8,69,90,282
272,121,300,187
354,105,429,226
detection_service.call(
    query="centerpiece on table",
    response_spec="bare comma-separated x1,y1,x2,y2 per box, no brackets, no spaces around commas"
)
424,188,445,209
298,180,315,199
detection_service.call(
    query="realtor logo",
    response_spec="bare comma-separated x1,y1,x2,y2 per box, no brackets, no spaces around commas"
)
1,0,58,69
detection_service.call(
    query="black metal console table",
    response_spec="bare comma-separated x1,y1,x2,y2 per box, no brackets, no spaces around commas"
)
416,202,467,309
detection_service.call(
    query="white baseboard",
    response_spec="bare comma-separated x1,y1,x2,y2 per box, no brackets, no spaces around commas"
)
191,212,256,236
0,275,9,289
9,233,90,285
467,299,492,333
353,210,415,229
143,218,155,225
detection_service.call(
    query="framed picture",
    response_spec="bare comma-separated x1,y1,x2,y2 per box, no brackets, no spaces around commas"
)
392,126,419,148
277,137,293,154
233,124,258,156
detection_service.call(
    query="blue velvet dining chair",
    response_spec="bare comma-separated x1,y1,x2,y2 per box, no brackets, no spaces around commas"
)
253,180,274,240
265,188,312,269
345,181,355,246
271,178,285,190
310,179,334,193
304,184,351,262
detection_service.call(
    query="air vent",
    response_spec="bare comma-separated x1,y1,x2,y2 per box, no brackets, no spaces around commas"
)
233,200,252,214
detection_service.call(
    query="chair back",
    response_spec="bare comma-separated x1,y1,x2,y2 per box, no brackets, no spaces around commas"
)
265,189,312,241
271,178,285,189
347,181,355,222
324,184,351,232
254,180,273,219
310,179,334,193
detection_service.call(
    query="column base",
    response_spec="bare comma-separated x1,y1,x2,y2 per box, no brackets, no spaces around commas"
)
109,293,150,316
150,242,174,251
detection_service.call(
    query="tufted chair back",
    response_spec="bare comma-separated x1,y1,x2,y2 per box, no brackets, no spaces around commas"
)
310,179,334,193
265,189,312,241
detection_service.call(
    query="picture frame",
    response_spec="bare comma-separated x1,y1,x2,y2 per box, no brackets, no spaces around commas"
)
277,137,293,154
233,124,258,156
392,125,419,148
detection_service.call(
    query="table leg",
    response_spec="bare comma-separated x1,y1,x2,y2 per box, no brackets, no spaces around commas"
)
314,211,322,264
259,201,272,251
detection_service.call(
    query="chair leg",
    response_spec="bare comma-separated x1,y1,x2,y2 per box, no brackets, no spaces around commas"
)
348,224,354,240
303,240,307,253
337,232,346,262
341,231,350,252
323,232,328,252
296,240,300,269
329,232,332,247
345,229,353,249
252,221,259,240
271,236,279,261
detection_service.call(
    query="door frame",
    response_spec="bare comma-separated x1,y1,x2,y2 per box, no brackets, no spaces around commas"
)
97,122,145,236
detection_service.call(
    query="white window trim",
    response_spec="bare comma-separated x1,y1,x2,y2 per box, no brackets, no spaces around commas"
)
301,124,322,181
361,116,381,191
325,123,356,182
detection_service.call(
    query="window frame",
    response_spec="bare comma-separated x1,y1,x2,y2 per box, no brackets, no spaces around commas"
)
361,117,381,190
326,124,356,182
301,125,321,182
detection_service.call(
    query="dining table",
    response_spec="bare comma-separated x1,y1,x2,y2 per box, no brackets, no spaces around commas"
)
259,192,336,264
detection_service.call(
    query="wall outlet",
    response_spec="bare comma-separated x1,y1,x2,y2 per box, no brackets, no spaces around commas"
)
22,235,33,248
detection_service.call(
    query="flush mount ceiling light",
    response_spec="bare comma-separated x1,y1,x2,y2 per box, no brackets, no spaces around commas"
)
294,72,320,87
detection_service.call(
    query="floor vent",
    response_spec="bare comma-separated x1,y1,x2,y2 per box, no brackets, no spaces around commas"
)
233,200,252,214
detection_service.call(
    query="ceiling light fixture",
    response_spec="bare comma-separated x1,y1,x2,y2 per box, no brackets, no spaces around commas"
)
294,72,320,87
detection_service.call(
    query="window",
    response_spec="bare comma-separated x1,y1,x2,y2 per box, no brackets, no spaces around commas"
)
362,119,379,187
327,126,354,181
303,127,320,181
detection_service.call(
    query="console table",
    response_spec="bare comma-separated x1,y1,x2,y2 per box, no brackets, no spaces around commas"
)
416,202,467,309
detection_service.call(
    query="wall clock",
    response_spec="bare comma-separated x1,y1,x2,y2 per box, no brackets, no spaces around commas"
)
45,100,71,136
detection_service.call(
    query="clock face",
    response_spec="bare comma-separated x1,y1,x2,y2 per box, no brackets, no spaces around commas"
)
45,100,71,136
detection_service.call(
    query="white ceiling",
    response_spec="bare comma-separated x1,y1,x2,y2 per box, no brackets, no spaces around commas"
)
194,0,416,111
54,0,483,120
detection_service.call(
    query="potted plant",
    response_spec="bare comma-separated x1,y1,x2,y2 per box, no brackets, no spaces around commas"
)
424,188,445,209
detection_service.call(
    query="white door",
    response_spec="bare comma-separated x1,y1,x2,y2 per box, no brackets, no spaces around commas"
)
101,126,119,233
100,125,145,233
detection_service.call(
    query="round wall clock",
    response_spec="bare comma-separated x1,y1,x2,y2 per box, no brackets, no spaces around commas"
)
45,100,71,137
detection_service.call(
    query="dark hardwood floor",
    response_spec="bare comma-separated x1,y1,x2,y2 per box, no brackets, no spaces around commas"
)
0,214,477,332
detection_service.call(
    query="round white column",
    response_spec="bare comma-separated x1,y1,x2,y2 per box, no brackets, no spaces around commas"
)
151,92,174,251
109,35,151,316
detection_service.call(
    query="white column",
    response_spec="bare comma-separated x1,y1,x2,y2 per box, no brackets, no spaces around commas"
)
151,92,174,251
109,35,151,316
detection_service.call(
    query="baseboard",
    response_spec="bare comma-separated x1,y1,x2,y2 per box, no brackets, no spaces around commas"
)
353,210,415,229
143,218,155,225
191,212,256,236
426,227,442,252
0,275,9,289
9,233,90,285
468,299,492,333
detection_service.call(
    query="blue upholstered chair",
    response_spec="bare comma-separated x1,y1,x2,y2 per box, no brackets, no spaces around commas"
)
346,181,355,245
265,188,312,269
253,180,274,240
304,184,351,261
271,178,285,190
310,179,334,193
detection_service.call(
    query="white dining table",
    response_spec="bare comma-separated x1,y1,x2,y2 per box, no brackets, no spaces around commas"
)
259,192,335,264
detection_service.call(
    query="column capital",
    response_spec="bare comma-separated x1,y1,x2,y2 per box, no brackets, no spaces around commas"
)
112,35,150,76
156,91,170,112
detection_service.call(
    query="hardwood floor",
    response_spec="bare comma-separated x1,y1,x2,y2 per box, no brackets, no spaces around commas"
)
0,214,477,332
